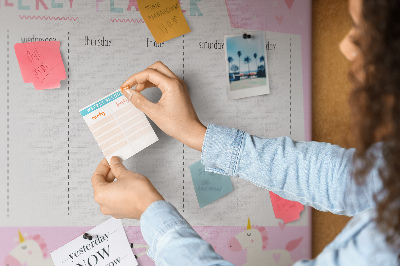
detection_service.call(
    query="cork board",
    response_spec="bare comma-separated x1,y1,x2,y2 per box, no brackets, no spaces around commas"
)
312,0,353,257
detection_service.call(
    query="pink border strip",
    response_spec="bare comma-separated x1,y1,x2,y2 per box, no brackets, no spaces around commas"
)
1,225,311,265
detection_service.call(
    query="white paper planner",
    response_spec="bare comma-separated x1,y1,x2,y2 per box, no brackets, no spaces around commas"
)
79,90,158,161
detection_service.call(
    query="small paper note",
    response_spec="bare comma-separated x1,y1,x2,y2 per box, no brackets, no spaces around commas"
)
79,90,158,162
137,0,191,43
14,41,66,90
189,160,233,208
269,191,304,224
51,218,138,266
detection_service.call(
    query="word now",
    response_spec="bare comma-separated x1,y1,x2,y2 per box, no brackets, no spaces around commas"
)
77,245,112,266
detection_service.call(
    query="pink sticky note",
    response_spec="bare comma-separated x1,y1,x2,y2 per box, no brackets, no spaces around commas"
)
14,41,66,90
269,191,304,224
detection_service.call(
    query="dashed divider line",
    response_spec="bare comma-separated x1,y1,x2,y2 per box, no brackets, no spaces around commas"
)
67,32,70,215
289,38,292,136
182,35,185,212
7,29,10,218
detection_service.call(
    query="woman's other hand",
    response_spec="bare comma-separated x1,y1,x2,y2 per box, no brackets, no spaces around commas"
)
91,157,164,220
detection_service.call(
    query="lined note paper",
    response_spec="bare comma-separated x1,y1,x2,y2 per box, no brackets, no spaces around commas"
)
79,90,158,162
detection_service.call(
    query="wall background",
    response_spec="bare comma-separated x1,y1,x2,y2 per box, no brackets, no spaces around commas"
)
312,0,353,258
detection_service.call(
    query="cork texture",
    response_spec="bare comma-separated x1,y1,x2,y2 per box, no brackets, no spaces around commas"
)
312,0,353,257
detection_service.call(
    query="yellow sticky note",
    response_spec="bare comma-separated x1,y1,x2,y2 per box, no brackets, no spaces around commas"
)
138,0,191,43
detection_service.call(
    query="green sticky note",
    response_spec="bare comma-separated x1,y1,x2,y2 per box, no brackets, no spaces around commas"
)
189,160,233,208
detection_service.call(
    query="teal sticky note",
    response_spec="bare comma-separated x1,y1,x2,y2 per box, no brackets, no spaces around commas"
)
189,160,233,208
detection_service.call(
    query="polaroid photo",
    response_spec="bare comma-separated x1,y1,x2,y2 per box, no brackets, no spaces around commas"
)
224,31,270,100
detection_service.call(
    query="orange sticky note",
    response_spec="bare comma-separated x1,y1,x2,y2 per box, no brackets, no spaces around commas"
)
138,0,191,43
14,41,66,90
269,191,304,224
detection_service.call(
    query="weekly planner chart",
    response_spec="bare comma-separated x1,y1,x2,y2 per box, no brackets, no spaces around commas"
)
0,0,312,265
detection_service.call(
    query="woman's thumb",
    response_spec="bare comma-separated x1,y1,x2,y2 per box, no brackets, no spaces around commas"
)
122,89,154,116
109,156,128,178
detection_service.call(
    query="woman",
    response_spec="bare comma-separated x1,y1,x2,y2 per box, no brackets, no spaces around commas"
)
91,0,400,264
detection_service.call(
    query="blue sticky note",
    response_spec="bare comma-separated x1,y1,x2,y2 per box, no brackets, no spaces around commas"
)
189,160,233,208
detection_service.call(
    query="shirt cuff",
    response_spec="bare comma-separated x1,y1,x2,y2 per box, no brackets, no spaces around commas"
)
201,124,245,176
140,200,191,260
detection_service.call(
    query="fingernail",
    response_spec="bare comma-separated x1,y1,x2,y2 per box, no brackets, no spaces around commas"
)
110,156,122,165
124,89,133,100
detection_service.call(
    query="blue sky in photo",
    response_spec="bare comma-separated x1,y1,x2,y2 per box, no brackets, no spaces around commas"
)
226,32,266,73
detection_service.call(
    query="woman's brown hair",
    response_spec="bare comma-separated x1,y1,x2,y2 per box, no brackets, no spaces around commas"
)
350,0,400,251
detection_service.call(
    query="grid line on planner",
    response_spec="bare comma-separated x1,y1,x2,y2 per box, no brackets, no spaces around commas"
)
96,127,122,144
92,120,119,139
80,90,158,161
119,113,145,131
99,132,125,151
89,115,114,131
127,126,153,144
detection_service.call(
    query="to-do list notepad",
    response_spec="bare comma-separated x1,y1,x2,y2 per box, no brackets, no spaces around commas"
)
79,90,158,161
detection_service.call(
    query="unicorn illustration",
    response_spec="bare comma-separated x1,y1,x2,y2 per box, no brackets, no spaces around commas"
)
229,218,302,266
4,230,54,266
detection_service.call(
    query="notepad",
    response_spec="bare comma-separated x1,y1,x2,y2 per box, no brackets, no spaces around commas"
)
189,160,233,208
79,90,158,162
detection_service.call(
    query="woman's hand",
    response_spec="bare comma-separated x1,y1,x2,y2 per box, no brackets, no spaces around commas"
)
120,61,206,151
91,157,164,220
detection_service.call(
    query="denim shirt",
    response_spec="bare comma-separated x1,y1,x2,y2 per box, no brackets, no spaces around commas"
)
140,124,399,265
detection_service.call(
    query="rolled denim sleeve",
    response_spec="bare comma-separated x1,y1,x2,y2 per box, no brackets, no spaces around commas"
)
201,124,382,216
140,200,234,265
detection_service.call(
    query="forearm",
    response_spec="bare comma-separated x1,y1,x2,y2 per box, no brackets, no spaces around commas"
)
140,200,234,265
201,124,380,216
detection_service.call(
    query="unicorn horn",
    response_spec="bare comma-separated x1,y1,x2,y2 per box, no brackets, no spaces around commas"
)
18,230,25,243
247,217,252,230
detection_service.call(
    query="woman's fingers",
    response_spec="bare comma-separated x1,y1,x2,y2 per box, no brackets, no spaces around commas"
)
121,68,173,93
92,159,110,195
121,89,159,117
147,61,179,80
135,81,156,92
105,168,116,183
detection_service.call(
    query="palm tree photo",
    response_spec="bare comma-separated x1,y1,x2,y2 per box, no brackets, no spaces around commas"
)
226,32,268,92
